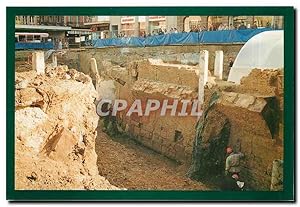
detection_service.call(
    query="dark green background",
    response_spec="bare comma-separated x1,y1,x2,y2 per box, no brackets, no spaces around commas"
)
6,7,295,201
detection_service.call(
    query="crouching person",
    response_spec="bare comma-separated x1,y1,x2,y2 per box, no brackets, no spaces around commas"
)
225,147,244,176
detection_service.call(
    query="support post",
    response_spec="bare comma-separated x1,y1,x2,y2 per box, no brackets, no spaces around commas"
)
199,50,209,84
134,16,139,37
52,54,57,68
198,50,209,105
214,50,224,80
90,58,100,84
32,51,45,75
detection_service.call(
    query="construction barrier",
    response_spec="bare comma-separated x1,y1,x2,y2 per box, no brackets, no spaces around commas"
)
92,28,274,48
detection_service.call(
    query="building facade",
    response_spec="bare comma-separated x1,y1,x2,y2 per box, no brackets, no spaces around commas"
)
15,15,88,28
15,16,92,48
15,16,40,25
84,16,111,38
178,16,284,32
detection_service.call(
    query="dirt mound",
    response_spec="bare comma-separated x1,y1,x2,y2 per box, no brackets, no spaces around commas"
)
15,65,119,190
235,68,283,97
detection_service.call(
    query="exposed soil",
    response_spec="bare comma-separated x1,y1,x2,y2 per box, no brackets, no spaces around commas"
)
15,60,32,72
15,66,119,190
95,128,210,190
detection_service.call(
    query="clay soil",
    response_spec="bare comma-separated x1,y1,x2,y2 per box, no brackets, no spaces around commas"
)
95,128,210,190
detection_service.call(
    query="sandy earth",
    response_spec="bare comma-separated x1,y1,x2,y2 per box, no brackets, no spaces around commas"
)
95,128,210,190
15,66,119,190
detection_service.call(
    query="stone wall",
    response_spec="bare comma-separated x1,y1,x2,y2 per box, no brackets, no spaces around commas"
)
216,69,284,190
186,68,284,190
215,93,282,190
15,44,243,80
106,59,200,163
56,44,243,80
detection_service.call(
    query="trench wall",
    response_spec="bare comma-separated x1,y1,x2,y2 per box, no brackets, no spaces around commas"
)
106,60,200,163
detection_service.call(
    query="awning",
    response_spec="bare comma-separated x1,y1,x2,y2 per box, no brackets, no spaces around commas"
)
15,24,72,31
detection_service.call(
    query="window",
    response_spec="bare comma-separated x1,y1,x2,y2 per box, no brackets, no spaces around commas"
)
34,35,40,40
19,35,26,42
189,20,201,30
26,35,33,42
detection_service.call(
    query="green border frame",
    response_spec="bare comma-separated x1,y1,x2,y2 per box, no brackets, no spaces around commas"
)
6,7,295,201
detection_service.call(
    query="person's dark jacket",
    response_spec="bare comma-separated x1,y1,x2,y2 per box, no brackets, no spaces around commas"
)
220,176,241,191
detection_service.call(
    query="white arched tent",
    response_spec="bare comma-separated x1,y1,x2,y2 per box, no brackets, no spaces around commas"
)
228,30,284,84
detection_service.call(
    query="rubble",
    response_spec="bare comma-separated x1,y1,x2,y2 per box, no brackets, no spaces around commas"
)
235,68,284,97
15,65,120,190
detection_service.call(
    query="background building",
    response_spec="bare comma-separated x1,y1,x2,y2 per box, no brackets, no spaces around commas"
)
15,15,88,27
15,15,284,42
178,16,283,32
84,16,110,39
15,16,92,48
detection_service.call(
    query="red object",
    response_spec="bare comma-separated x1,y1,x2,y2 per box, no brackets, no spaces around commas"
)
226,147,233,154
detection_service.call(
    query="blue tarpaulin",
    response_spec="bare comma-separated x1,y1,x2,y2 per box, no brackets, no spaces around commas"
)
93,28,274,48
15,42,54,50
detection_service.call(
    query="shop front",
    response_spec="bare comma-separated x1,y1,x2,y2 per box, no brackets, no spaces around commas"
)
66,29,93,48
120,16,136,37
148,16,166,34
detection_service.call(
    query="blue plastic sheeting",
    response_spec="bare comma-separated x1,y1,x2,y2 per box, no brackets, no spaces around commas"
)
15,42,54,50
93,28,274,48
144,32,199,46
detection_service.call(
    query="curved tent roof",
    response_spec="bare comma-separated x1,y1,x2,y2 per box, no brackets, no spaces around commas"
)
228,30,283,84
